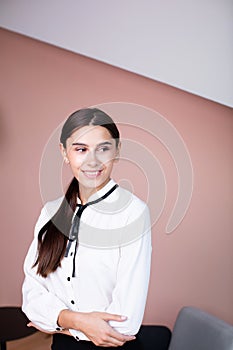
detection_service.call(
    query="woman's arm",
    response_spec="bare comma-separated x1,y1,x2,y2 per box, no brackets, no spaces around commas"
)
22,235,69,332
23,258,135,346
22,206,136,346
27,312,135,347
106,204,152,335
57,310,135,346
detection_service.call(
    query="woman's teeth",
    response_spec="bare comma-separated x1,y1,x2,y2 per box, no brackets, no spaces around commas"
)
83,170,102,178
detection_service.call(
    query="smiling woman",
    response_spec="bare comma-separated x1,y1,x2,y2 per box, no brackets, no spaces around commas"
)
61,123,120,204
22,108,152,349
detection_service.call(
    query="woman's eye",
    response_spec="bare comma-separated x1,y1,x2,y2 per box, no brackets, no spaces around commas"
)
97,146,110,152
75,147,87,153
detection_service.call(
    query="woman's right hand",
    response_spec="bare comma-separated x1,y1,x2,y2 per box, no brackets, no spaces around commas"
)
58,310,136,347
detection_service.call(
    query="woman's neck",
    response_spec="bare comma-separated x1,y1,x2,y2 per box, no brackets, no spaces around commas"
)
78,178,111,204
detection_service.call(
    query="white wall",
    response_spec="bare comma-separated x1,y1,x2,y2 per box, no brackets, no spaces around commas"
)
0,0,232,107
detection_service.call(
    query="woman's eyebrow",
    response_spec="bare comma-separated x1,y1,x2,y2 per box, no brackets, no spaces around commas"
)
72,142,87,146
72,141,113,146
96,141,113,146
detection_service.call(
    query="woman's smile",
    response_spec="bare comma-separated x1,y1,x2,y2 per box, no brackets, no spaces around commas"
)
81,169,103,179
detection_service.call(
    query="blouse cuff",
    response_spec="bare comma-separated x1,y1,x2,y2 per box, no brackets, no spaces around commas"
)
69,328,90,341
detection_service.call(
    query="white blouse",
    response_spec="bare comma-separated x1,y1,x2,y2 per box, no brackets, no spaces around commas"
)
22,179,152,341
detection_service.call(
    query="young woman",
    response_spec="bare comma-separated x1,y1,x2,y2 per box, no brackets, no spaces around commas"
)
22,108,152,349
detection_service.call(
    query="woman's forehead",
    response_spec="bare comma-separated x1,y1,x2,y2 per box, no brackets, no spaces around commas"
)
67,125,114,145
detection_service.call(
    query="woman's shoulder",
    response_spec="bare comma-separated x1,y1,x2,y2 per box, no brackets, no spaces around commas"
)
117,185,149,213
34,196,64,236
43,196,64,214
116,186,151,234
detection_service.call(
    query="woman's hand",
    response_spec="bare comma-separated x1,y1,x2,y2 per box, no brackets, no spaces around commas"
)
58,310,136,347
78,311,136,347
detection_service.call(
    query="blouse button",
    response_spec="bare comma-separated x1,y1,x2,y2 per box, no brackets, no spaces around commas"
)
76,336,80,341
71,300,75,304
67,277,71,281
56,327,61,331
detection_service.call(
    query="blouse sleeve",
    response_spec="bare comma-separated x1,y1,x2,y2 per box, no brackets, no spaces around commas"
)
22,205,68,332
106,204,152,335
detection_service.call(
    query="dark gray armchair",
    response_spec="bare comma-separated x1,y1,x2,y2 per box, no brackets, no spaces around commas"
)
168,306,233,350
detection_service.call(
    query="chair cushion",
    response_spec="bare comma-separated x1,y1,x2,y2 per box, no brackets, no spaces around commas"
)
168,306,233,350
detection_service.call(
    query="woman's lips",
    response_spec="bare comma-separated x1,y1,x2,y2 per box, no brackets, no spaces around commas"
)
82,170,103,178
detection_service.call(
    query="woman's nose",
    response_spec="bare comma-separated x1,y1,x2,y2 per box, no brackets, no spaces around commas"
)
85,150,100,167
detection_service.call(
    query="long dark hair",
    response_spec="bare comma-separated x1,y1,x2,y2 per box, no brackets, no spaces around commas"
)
34,108,120,277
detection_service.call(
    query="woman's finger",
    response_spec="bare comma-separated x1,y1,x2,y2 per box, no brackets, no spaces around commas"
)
101,312,128,322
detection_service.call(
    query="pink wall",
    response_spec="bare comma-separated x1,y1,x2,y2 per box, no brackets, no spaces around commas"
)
1,28,232,329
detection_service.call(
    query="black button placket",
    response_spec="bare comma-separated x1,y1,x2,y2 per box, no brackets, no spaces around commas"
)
65,184,119,278
71,204,88,278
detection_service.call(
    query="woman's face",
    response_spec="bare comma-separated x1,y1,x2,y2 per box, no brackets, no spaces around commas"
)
61,125,119,196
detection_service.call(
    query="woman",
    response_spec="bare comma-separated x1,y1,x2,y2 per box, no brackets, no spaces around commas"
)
22,108,152,349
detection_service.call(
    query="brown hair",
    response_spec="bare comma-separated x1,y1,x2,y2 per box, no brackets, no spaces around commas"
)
34,108,120,277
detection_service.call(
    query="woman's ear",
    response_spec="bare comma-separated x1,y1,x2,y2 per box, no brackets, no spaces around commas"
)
59,143,70,164
115,142,121,162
